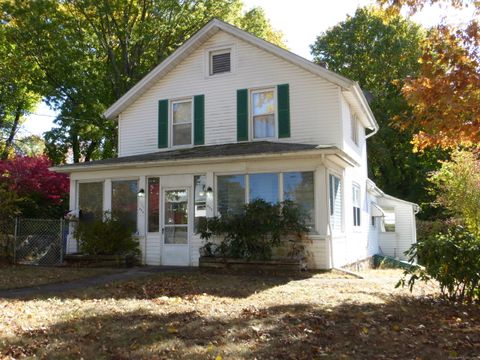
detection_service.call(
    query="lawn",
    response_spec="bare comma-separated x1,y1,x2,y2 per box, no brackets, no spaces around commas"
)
0,269,479,359
0,265,119,290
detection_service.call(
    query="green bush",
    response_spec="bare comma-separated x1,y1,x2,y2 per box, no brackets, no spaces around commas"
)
398,225,480,303
75,214,140,256
198,199,309,261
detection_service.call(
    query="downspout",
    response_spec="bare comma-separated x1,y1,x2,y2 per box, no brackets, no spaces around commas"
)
365,126,378,139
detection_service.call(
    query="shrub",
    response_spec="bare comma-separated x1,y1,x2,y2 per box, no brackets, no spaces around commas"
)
198,199,309,261
75,214,140,256
428,150,480,237
398,225,480,303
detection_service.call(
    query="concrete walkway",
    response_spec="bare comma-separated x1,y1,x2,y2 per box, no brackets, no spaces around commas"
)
0,266,194,299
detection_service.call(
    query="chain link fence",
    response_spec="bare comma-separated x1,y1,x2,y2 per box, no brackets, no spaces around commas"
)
0,218,67,266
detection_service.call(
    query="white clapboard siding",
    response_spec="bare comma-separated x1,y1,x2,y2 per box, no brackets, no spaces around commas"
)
377,198,416,260
119,31,342,157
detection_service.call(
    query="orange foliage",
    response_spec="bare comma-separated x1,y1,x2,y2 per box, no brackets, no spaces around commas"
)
380,0,480,151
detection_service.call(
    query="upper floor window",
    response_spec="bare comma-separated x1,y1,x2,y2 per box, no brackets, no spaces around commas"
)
351,112,359,145
210,49,231,75
252,89,275,139
171,99,192,146
352,183,361,227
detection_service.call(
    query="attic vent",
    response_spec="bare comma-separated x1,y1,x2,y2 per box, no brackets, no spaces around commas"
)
210,50,231,75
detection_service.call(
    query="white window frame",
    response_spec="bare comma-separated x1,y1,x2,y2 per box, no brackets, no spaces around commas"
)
328,171,344,233
147,176,160,234
250,87,277,141
209,49,231,76
205,44,235,78
352,183,361,227
351,112,359,145
214,171,316,231
170,98,193,148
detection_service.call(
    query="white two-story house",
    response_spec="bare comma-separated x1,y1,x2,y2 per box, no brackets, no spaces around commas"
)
54,19,418,269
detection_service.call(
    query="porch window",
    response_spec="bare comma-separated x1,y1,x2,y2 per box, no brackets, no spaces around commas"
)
148,177,160,232
111,180,138,232
217,175,246,216
283,172,315,230
78,182,103,222
329,174,342,232
171,99,192,146
249,173,279,204
352,183,361,227
252,89,275,139
194,175,207,232
382,209,396,232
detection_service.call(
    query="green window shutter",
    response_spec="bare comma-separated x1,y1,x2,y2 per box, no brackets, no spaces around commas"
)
194,95,205,145
158,99,169,148
237,89,248,141
277,84,290,138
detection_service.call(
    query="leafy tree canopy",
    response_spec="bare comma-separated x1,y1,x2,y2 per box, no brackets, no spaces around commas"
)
310,7,445,210
379,0,479,150
1,0,285,164
0,22,40,160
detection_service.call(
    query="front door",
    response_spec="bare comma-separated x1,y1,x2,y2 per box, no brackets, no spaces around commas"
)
161,188,190,266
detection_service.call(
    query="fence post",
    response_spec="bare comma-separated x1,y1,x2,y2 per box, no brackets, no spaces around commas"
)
60,218,64,264
13,217,18,264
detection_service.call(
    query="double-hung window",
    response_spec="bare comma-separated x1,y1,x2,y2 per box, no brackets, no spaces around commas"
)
352,184,361,227
252,89,275,139
171,99,192,146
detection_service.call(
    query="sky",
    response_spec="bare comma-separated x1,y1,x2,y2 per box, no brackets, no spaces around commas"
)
20,0,476,137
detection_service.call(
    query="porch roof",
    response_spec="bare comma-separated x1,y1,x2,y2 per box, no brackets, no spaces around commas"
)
52,141,356,173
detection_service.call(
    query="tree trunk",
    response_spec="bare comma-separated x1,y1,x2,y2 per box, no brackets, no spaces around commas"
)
1,106,22,160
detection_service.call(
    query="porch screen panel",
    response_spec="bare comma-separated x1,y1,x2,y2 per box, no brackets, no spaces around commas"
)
329,174,342,232
217,175,245,216
112,180,138,232
148,178,160,232
249,173,279,204
78,182,104,222
283,172,315,231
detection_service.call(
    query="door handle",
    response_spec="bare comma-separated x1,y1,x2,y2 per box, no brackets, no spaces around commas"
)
161,227,164,234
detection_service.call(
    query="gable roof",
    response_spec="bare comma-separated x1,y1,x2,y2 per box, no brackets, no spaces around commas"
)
103,18,378,131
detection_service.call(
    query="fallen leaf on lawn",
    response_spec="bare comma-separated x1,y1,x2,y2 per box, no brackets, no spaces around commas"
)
215,355,222,360
167,326,178,334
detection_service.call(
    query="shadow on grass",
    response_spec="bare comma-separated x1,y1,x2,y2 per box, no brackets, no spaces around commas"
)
17,270,317,301
2,298,479,359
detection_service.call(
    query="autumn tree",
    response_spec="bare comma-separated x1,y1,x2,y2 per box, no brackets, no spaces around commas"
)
0,155,69,218
1,0,284,164
379,0,480,150
310,7,444,208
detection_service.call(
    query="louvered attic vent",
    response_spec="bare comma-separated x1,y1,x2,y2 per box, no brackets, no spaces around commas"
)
210,50,231,75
